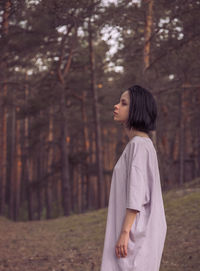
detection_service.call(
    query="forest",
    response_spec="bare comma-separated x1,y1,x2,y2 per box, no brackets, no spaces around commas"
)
0,0,200,222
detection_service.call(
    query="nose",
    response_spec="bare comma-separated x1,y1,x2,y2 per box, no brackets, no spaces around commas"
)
114,104,118,110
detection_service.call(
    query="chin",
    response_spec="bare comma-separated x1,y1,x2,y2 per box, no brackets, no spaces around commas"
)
114,119,123,125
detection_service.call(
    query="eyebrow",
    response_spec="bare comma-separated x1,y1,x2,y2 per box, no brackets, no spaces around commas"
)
120,98,128,102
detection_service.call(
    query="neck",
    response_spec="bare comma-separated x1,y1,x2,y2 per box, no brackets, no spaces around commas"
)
123,125,150,140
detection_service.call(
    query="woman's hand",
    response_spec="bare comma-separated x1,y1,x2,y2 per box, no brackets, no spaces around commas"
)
115,208,137,258
115,230,130,258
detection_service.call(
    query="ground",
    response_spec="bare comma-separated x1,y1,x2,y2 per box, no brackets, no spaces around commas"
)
0,179,200,271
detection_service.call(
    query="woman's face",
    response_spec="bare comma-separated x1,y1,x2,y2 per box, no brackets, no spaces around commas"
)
113,90,130,124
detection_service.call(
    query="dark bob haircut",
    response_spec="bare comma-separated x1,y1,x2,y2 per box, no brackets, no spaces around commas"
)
125,85,157,134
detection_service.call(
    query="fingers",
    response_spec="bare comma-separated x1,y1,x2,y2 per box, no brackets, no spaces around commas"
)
122,245,127,257
115,245,127,258
115,246,121,258
124,246,127,257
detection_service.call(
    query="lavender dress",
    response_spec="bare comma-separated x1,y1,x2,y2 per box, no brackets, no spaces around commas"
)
100,136,167,271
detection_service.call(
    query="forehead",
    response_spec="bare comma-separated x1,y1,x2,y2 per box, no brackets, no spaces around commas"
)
120,90,129,100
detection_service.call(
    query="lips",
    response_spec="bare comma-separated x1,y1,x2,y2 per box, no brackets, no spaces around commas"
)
113,111,118,115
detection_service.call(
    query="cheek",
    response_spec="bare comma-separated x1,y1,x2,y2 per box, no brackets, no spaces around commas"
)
121,107,129,119
125,107,129,116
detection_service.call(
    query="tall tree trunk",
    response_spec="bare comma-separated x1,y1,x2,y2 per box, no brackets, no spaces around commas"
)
57,24,77,216
88,18,104,208
143,0,154,72
35,110,44,220
194,87,200,178
14,107,22,220
60,91,71,215
0,0,11,216
45,106,54,219
143,0,157,147
24,86,34,220
9,103,16,220
20,103,27,208
81,90,91,210
0,84,8,215
71,90,91,211
179,88,185,185
36,148,42,220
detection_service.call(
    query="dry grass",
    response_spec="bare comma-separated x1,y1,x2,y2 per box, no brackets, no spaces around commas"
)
0,179,199,271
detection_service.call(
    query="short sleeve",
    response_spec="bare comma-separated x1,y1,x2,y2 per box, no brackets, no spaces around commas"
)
126,165,146,212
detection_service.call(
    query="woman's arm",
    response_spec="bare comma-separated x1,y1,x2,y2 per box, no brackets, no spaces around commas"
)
115,208,138,258
121,208,138,233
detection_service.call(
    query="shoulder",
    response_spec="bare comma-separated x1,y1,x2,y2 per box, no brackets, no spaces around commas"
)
125,137,154,168
125,137,149,156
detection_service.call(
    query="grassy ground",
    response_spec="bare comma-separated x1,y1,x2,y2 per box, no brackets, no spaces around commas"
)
0,179,200,271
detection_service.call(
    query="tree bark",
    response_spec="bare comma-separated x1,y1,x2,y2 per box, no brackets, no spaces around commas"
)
0,0,11,216
60,91,71,215
57,22,77,215
14,106,22,220
45,106,54,219
81,90,91,210
24,86,34,220
88,18,105,208
9,103,16,220
143,0,154,72
179,88,185,185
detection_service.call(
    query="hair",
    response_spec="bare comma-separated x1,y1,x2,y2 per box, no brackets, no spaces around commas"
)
125,85,157,134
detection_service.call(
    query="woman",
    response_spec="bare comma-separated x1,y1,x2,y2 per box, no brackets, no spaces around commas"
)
100,85,167,271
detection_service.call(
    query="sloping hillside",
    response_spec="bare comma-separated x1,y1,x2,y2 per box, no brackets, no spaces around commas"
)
0,179,200,271
160,178,200,271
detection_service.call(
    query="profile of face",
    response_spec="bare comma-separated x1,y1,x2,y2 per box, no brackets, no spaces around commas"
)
113,90,130,125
